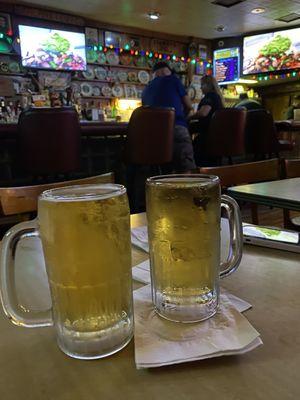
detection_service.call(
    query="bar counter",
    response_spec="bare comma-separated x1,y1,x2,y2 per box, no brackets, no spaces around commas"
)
0,121,129,138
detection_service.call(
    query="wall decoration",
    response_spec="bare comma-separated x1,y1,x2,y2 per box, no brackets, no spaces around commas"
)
198,44,207,59
0,13,12,35
85,27,98,47
38,71,71,90
188,42,198,58
105,31,123,48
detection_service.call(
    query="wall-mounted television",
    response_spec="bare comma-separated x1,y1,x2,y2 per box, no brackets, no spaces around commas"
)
213,47,240,84
18,25,87,71
243,26,300,75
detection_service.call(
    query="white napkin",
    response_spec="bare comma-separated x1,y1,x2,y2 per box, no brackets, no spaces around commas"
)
131,226,149,252
133,285,262,369
132,259,251,313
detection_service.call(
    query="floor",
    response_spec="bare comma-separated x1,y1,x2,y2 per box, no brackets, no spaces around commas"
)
241,203,300,228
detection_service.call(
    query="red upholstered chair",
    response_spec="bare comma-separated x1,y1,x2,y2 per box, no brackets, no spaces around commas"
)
124,106,175,212
205,108,247,164
245,109,280,159
124,106,175,166
18,107,81,178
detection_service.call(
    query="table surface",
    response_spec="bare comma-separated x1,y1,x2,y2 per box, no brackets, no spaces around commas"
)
0,213,299,400
228,177,300,211
275,120,300,131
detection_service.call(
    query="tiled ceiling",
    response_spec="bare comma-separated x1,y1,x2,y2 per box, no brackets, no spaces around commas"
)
11,0,300,38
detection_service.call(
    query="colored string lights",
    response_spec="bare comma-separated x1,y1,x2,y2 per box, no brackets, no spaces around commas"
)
90,44,212,68
253,70,300,82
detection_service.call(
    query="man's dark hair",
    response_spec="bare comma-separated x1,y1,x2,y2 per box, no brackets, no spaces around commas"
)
239,93,248,100
152,61,172,73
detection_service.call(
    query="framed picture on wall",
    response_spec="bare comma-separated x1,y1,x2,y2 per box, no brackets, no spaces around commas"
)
105,31,123,48
0,13,12,34
85,27,98,47
198,44,207,60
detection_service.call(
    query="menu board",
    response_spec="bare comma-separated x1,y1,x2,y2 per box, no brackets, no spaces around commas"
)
213,47,240,84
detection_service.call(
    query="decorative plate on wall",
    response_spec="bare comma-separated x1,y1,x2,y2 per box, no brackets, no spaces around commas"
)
82,65,95,80
94,66,107,80
97,52,107,65
80,82,93,97
101,85,112,97
112,84,124,97
117,71,128,82
138,70,150,84
92,86,101,96
106,51,119,65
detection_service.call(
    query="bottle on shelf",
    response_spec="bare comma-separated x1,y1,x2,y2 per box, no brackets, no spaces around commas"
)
0,99,8,122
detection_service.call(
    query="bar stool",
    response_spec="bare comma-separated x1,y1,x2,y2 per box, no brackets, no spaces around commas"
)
204,109,247,165
18,107,81,182
124,106,175,212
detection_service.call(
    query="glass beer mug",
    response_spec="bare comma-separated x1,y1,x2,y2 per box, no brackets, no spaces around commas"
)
146,174,243,323
0,184,133,359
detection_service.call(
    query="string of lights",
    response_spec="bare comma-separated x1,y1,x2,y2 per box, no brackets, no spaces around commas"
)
89,44,212,68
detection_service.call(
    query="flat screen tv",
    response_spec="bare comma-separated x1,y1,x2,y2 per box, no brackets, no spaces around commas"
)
243,26,300,75
213,47,240,84
18,25,87,71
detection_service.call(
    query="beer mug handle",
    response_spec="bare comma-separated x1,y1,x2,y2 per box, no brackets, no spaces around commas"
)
0,220,53,328
220,195,243,278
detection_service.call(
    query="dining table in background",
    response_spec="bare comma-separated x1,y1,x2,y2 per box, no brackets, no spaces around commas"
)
0,213,299,399
227,177,300,211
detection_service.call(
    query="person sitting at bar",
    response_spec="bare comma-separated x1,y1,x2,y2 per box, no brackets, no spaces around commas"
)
142,61,196,172
234,92,262,110
187,75,224,165
285,95,300,120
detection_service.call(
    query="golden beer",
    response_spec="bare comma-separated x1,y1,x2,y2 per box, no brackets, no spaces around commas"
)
146,176,221,322
38,184,133,359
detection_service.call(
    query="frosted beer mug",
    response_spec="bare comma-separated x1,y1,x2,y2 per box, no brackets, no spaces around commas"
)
146,175,243,323
0,184,133,359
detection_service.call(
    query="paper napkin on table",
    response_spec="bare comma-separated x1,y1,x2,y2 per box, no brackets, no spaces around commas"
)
131,226,149,252
132,259,251,313
133,285,262,369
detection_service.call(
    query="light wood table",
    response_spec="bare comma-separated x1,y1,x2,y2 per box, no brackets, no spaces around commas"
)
0,213,299,400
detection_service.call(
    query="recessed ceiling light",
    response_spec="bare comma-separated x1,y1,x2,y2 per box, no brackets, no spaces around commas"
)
251,8,266,14
148,11,160,20
215,25,226,32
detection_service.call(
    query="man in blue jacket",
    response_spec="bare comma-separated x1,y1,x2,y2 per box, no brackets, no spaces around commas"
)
142,62,196,172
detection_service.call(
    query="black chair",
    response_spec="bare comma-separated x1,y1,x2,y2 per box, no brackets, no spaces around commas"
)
245,110,280,160
204,108,247,165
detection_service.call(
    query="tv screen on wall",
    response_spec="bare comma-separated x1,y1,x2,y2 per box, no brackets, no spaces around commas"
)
18,25,87,71
243,26,300,75
213,47,240,84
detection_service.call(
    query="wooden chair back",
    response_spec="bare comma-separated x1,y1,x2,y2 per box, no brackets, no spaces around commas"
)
0,172,114,216
199,159,281,226
199,158,280,188
282,158,300,179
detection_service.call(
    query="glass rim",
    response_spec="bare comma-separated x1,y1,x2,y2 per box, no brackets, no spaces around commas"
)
146,174,220,186
39,184,126,202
